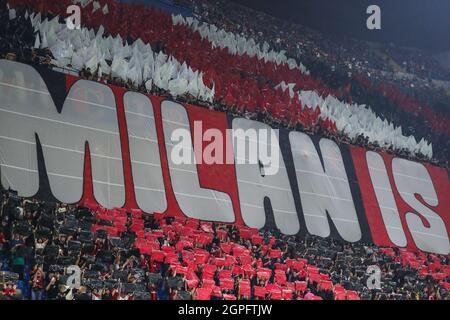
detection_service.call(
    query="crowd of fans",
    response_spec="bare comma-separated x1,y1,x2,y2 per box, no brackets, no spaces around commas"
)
192,0,450,85
189,0,450,166
1,1,448,169
1,190,449,301
1,1,450,299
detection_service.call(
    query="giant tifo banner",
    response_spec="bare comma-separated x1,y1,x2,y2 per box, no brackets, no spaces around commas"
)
1,60,449,255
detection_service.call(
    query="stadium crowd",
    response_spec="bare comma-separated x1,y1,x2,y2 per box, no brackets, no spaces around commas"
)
4,0,450,167
189,0,450,165
2,0,449,169
0,0,449,301
1,190,449,301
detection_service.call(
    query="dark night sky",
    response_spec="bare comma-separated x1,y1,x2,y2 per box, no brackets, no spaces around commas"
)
231,0,450,53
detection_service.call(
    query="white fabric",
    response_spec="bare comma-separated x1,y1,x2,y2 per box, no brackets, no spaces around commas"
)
92,1,101,13
9,8,16,20
172,14,309,75
28,11,215,102
102,4,109,15
297,90,433,158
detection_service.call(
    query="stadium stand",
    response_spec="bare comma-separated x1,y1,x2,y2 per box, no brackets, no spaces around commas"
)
0,0,449,301
1,192,449,300
4,0,449,168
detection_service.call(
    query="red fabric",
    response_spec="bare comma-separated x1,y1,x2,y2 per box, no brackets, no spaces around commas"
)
239,228,253,239
162,246,175,254
346,291,360,300
213,258,226,267
232,266,244,276
150,250,165,262
202,279,215,288
269,249,282,259
351,147,450,252
295,281,307,292
275,263,288,271
196,288,212,300
220,243,232,254
195,254,208,265
175,266,188,275
319,280,333,292
432,273,447,281
239,282,251,296
257,271,271,280
335,292,347,300
251,235,263,245
254,286,267,298
275,273,287,285
220,278,235,290
187,279,199,289
282,289,293,300
308,273,321,284
293,260,306,271
219,270,232,279
216,230,228,241
307,266,319,274
165,253,179,264
211,287,223,298
270,288,282,300
243,265,256,278
441,282,450,290
239,255,253,266
232,244,246,257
